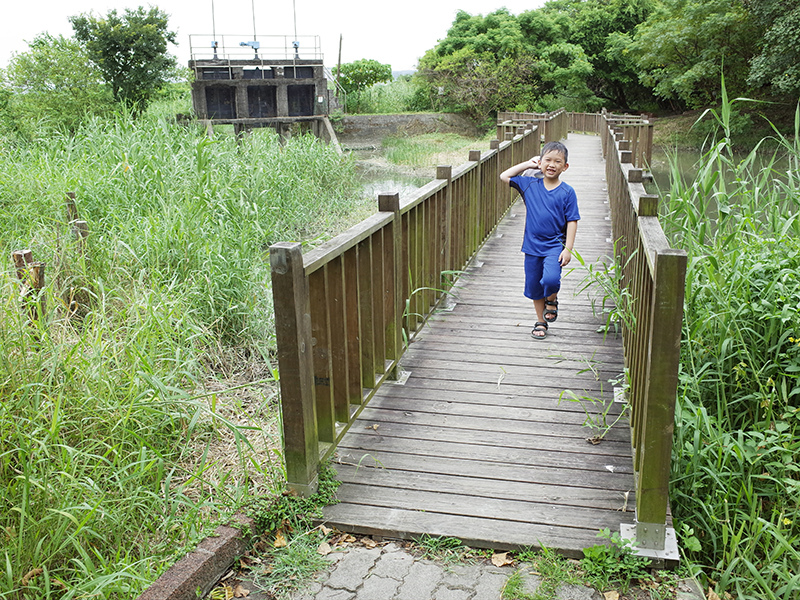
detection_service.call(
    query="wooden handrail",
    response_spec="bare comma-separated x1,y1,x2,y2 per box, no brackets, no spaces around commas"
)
497,109,569,146
596,114,685,554
271,123,552,494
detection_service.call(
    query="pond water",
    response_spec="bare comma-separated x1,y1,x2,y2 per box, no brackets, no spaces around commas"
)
647,146,793,194
352,147,432,201
357,166,430,199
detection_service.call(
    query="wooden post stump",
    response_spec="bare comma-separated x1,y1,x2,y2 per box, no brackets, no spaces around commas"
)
12,250,46,323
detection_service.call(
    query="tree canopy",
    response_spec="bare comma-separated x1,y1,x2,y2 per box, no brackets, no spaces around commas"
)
70,6,177,109
414,2,655,120
413,0,798,121
746,0,800,97
333,59,393,96
628,0,758,108
2,33,113,135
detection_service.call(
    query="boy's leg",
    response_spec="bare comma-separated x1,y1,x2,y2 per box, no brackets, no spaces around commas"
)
541,255,562,322
533,297,546,323
524,255,548,338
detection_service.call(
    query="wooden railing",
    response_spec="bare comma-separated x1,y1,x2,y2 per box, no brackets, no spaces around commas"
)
497,109,569,145
270,115,555,495
571,110,654,169
581,112,685,554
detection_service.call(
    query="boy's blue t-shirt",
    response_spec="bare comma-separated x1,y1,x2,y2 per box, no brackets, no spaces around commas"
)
510,176,580,256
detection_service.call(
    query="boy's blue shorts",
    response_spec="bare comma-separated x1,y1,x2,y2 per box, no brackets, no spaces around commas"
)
523,253,562,300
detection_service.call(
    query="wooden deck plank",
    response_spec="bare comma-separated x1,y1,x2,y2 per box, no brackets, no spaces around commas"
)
321,134,634,553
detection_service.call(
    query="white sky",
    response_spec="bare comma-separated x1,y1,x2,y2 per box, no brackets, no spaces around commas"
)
1,0,546,73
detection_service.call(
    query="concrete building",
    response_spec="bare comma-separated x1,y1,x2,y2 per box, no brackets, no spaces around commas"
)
188,35,339,144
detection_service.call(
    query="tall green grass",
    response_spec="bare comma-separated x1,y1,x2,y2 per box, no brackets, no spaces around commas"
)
0,109,368,598
344,76,427,114
382,132,492,168
661,87,800,599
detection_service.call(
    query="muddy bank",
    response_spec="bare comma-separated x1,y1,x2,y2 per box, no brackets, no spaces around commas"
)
336,113,484,181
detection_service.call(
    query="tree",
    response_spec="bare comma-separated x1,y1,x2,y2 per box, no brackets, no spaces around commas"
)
70,6,177,109
417,48,541,122
333,59,392,96
2,33,113,135
629,0,759,109
564,0,658,109
745,0,800,97
432,9,526,58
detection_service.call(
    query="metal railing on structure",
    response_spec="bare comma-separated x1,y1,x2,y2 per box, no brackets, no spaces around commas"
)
269,115,555,495
188,34,323,62
323,66,346,113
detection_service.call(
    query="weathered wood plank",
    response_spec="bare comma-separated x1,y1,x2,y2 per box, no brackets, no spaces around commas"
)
336,435,633,477
333,464,634,510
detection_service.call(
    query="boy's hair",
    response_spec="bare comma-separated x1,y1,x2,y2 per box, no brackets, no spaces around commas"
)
541,141,568,162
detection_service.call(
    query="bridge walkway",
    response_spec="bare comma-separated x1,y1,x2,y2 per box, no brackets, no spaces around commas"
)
322,134,634,555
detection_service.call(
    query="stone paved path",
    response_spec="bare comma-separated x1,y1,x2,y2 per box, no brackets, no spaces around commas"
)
232,542,704,600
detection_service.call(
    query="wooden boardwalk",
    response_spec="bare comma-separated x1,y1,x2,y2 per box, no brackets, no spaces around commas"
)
322,134,635,556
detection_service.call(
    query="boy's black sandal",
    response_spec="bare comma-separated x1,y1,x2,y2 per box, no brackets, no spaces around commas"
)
544,299,559,323
531,321,548,340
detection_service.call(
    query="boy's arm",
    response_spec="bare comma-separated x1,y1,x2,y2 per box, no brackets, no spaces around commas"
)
500,156,540,183
559,220,578,266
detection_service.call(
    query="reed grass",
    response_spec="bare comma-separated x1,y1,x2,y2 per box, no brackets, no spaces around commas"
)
661,84,800,599
0,107,369,598
382,132,492,168
345,77,423,114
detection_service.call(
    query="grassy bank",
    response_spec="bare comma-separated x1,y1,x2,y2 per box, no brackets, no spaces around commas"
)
660,97,800,599
0,110,370,598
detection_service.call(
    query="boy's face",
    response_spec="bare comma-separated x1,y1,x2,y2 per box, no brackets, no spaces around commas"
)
540,150,569,180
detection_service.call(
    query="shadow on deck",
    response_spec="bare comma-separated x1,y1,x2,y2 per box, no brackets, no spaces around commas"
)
321,135,635,556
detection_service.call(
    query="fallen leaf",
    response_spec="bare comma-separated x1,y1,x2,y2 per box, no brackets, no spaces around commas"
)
233,583,250,598
362,537,378,548
708,589,721,600
21,568,43,586
366,424,379,430
320,525,333,535
273,530,288,548
342,533,357,543
491,552,513,567
604,591,620,600
318,542,332,555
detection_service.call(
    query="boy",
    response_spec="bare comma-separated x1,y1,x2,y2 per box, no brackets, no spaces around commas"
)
500,141,579,340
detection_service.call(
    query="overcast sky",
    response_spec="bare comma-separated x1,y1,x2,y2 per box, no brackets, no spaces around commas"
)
1,0,545,72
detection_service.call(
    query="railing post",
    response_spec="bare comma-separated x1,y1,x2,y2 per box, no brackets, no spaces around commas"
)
378,193,404,379
270,242,319,496
437,166,454,275
632,248,686,551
